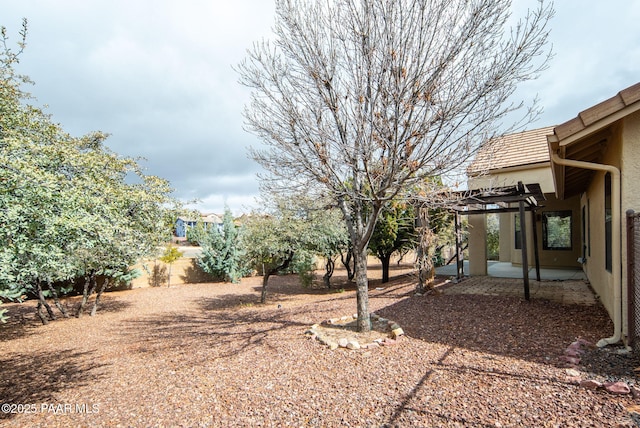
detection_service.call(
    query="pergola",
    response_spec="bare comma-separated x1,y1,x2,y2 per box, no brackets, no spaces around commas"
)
448,181,546,301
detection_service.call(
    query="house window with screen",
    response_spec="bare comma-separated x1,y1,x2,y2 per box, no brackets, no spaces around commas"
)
542,210,572,250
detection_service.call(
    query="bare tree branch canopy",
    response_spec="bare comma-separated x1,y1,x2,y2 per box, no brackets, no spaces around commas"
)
238,0,553,331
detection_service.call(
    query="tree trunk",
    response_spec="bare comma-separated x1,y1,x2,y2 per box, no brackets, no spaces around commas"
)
380,253,391,284
77,271,97,318
354,246,370,332
323,257,335,289
260,271,272,304
260,251,294,304
46,279,69,318
340,248,355,281
36,280,55,321
167,264,172,287
90,277,109,316
36,301,48,325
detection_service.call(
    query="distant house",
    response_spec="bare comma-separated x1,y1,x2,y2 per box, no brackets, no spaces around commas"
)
174,213,223,238
465,81,640,347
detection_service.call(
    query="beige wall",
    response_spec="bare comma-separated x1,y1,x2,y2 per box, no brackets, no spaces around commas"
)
468,211,488,275
467,163,581,273
621,110,640,330
579,121,623,324
130,258,217,288
468,164,555,193
498,213,511,262
495,195,582,269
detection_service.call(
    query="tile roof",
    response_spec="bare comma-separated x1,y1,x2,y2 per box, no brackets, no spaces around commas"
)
548,81,640,199
553,82,640,142
468,126,555,174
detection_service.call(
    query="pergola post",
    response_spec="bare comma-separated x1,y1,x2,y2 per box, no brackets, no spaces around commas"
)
519,199,530,300
454,212,463,280
531,208,541,281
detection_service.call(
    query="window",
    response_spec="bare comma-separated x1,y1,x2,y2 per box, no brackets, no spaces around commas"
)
542,210,572,250
605,173,612,272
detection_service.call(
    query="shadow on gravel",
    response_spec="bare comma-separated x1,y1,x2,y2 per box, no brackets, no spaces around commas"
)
121,300,312,359
0,349,108,420
376,293,614,366
78,298,133,316
0,298,133,342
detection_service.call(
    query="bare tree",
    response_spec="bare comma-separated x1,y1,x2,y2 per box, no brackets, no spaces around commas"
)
238,0,553,331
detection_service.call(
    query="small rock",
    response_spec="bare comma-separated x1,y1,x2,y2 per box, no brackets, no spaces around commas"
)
566,376,581,385
338,338,349,348
392,328,404,338
362,351,372,358
310,333,317,341
328,341,339,350
365,342,381,350
559,356,581,365
383,338,397,346
576,338,593,347
604,381,631,395
579,379,603,390
631,386,640,399
346,341,361,350
311,323,319,329
389,323,401,330
565,368,581,377
565,348,582,358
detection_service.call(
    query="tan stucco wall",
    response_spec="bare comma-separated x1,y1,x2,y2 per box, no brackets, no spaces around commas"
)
580,122,623,324
621,110,640,336
468,164,555,193
468,211,487,275
130,258,217,288
467,163,577,273
498,213,511,262
494,193,581,269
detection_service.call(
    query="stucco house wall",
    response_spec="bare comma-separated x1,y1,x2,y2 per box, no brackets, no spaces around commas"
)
508,193,581,269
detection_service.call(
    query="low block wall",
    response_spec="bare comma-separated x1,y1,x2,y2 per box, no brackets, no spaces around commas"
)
129,258,217,288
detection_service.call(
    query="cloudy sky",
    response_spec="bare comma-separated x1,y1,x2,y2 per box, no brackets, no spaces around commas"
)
2,1,639,215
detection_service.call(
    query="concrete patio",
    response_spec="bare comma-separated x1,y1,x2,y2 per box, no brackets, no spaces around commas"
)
435,260,586,280
435,261,596,305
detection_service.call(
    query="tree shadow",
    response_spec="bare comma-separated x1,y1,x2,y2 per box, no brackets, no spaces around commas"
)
148,263,167,287
0,297,133,341
120,297,311,360
0,349,108,420
375,292,613,366
180,259,218,284
75,297,133,317
198,293,264,310
0,301,44,342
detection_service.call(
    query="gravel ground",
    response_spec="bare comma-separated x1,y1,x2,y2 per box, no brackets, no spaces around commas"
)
1,264,638,427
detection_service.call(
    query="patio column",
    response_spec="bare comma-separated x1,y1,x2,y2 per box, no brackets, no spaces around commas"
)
498,212,511,262
468,210,488,275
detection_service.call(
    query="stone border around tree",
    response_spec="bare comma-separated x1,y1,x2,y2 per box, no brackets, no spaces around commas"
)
305,312,404,350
